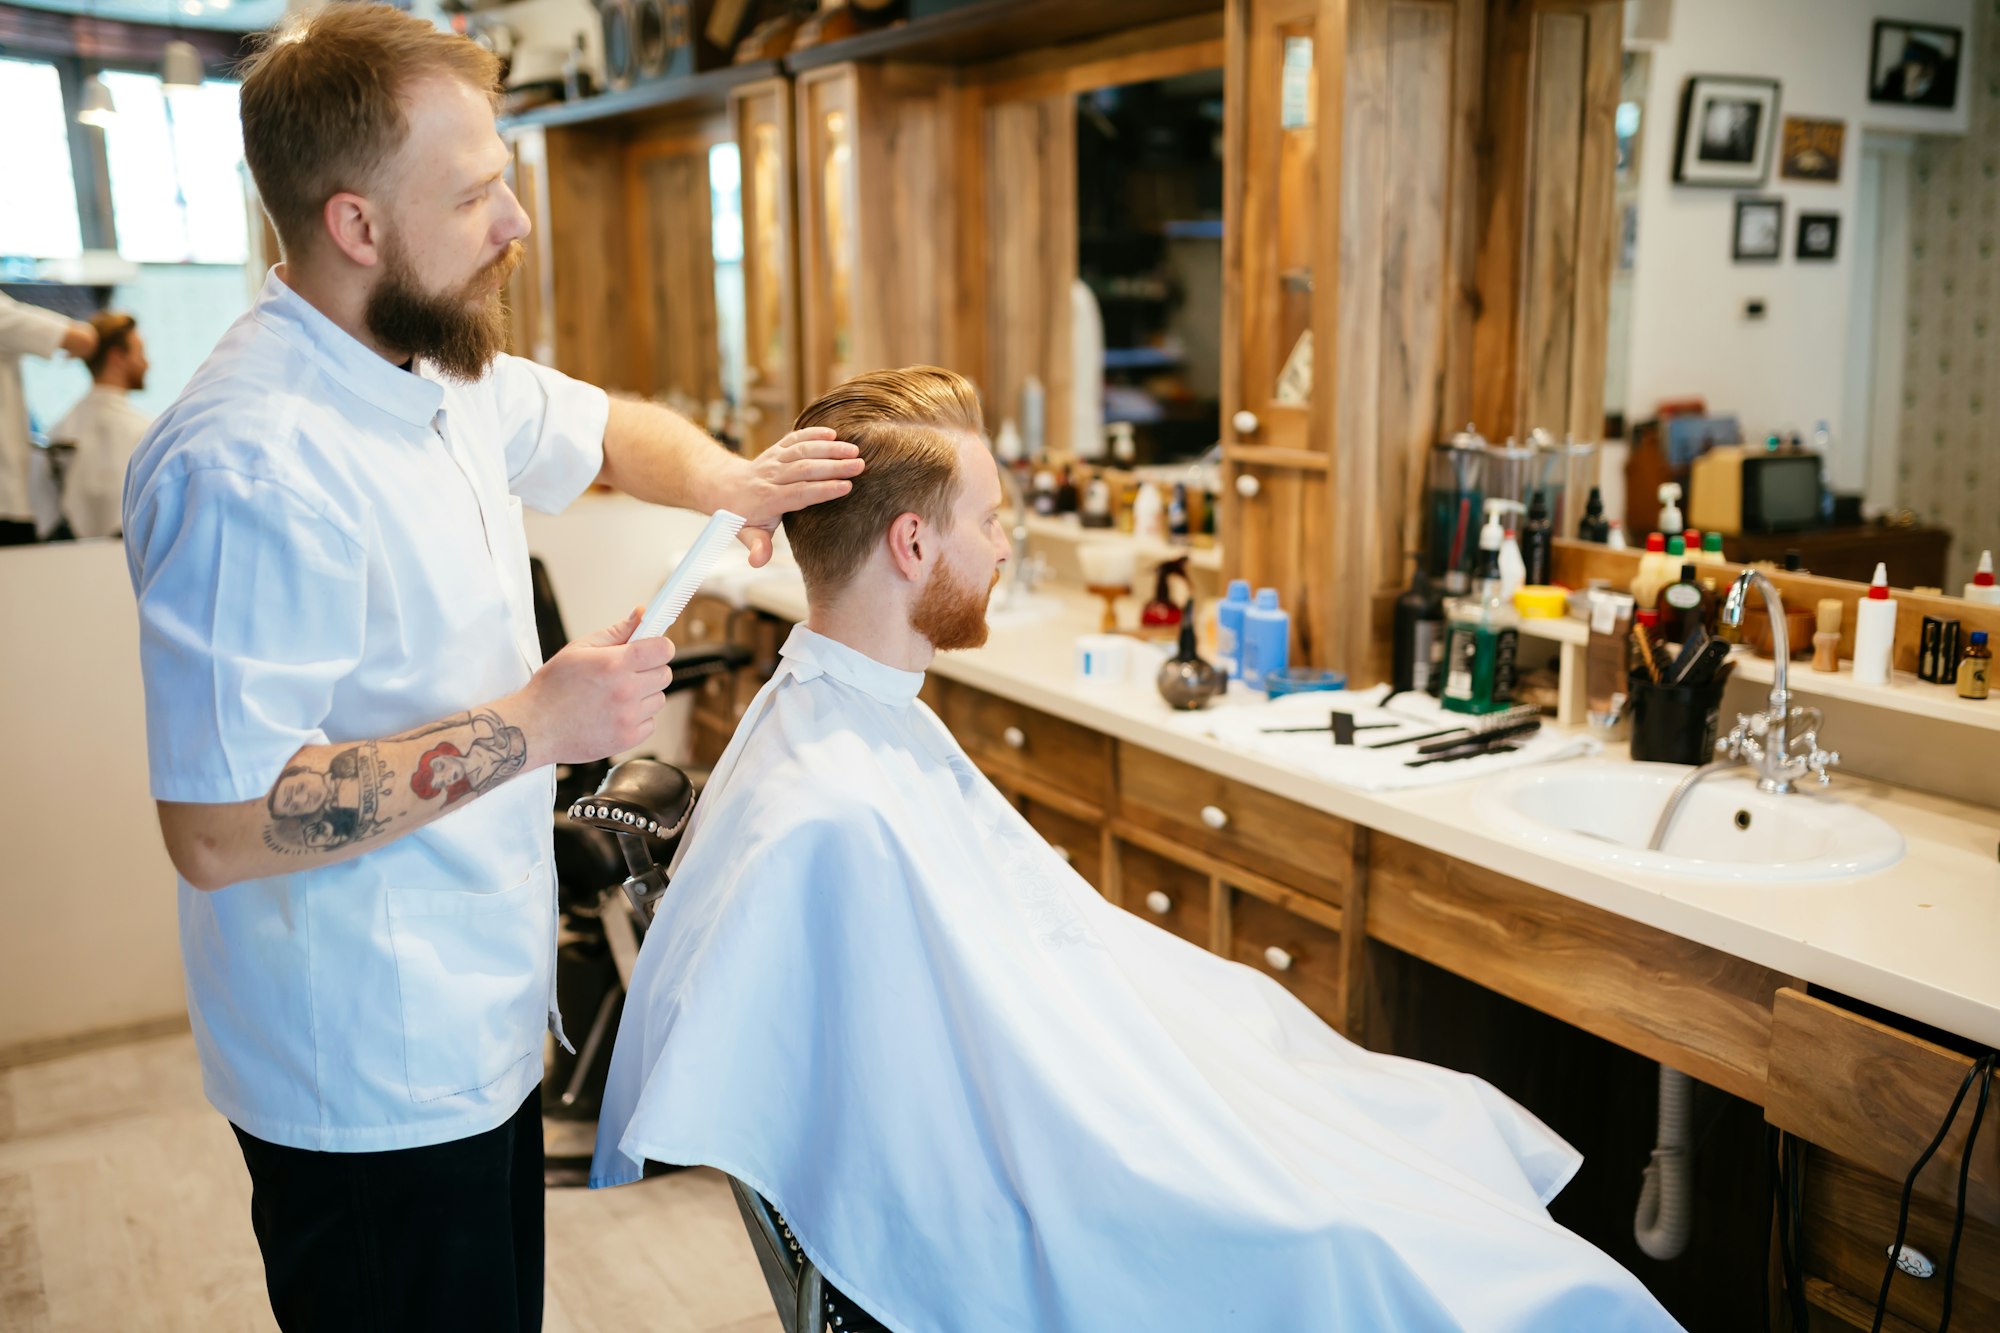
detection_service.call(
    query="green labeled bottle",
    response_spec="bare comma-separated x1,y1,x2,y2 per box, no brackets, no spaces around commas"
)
1442,500,1522,715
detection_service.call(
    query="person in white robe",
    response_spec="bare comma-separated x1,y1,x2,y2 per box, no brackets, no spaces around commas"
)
48,310,152,539
593,367,1683,1333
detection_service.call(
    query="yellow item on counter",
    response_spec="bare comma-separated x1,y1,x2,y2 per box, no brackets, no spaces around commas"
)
1512,586,1569,619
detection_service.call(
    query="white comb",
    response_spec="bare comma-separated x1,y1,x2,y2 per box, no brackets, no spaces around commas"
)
634,510,746,640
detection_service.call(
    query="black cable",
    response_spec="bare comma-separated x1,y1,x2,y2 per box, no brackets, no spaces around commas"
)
1936,1054,1994,1333
1869,1052,1993,1333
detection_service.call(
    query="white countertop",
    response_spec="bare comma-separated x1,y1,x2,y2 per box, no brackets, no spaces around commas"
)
537,497,2000,1049
739,574,2000,1051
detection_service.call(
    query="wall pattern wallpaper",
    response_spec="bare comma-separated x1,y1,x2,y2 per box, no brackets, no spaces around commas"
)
1900,0,2000,586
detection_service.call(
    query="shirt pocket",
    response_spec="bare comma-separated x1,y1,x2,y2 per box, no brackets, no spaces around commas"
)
386,862,551,1103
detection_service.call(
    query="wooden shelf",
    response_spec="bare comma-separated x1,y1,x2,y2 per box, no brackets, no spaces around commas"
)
783,0,1220,73
1730,654,2000,732
499,61,781,134
1519,616,1588,645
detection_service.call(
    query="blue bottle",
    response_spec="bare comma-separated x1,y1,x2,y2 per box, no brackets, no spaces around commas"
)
1216,579,1252,679
1240,588,1292,692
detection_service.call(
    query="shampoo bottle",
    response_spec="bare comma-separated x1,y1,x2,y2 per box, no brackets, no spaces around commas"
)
1216,579,1252,679
1852,563,1898,686
1241,588,1292,693
1660,563,1709,644
1442,504,1522,715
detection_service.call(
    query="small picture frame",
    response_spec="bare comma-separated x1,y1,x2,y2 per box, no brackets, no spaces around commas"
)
1797,212,1840,262
1870,21,1962,109
1779,116,1845,182
1733,197,1784,262
1674,75,1781,187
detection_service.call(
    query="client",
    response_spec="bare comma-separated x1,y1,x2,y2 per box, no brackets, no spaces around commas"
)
593,367,1680,1332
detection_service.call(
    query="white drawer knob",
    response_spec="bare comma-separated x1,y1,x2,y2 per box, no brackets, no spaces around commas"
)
1145,890,1172,916
1002,725,1027,750
1234,473,1261,499
1199,804,1229,830
1232,409,1260,437
688,619,709,640
1264,946,1294,972
1054,846,1073,864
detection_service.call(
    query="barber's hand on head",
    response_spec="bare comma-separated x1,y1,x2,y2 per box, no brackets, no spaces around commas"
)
511,608,675,764
720,427,864,567
59,320,98,361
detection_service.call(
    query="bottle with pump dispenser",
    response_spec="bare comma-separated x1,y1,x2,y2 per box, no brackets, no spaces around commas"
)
1240,588,1291,693
1852,563,1898,686
1657,482,1684,535
1132,482,1166,541
1441,503,1522,715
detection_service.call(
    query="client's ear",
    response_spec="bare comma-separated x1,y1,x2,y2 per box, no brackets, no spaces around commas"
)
886,511,929,582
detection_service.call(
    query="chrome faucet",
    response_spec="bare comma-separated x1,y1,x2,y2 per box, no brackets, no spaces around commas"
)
1714,570,1839,795
991,452,1046,601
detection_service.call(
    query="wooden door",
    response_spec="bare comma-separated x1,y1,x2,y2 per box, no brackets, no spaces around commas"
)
626,114,728,415
730,77,803,453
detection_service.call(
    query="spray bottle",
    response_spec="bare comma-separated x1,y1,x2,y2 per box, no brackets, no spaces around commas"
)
1441,500,1522,715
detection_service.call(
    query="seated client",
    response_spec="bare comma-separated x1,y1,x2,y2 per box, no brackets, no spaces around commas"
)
591,367,1681,1332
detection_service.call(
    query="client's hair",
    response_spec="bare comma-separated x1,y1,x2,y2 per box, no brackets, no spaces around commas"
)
783,366,986,600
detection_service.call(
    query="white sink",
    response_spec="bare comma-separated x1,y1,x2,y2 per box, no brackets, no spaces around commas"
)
985,588,1065,630
1475,761,1906,882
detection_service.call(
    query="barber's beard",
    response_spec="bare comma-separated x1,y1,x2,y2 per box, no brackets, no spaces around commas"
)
911,561,998,652
364,239,523,383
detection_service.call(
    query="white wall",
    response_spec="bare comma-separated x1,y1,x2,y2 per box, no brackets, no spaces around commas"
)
0,494,700,1056
1625,0,1971,482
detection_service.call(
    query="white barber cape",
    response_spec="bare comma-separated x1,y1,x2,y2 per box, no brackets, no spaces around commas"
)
49,385,151,537
593,626,1681,1333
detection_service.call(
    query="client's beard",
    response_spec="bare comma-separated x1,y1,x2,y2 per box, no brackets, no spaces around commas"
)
911,560,998,652
364,238,523,383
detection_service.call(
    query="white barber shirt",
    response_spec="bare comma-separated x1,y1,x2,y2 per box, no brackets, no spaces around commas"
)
51,385,151,537
123,271,608,1152
0,289,75,523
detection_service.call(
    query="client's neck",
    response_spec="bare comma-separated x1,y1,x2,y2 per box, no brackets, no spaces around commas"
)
806,596,936,675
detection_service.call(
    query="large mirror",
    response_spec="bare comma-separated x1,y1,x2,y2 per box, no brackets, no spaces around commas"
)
1597,0,1997,602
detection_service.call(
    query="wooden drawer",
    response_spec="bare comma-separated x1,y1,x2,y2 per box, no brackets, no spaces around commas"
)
944,683,1112,809
1022,799,1103,893
1226,888,1343,1029
1767,988,1998,1230
1115,743,1352,901
1368,834,1796,1104
1798,1148,2000,1332
1114,839,1213,950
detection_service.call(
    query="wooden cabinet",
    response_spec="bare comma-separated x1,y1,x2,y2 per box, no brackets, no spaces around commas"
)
505,126,558,367
1224,886,1343,1027
627,114,730,414
942,685,1114,809
795,61,960,399
682,595,776,768
1113,838,1215,950
730,76,804,453
1115,744,1351,902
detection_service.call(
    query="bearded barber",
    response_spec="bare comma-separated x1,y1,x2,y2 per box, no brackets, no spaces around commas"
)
120,6,860,1331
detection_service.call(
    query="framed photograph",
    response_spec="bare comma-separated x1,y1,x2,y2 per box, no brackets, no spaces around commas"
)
1674,75,1781,186
1733,197,1784,262
1870,21,1961,108
1780,116,1845,182
1797,213,1840,261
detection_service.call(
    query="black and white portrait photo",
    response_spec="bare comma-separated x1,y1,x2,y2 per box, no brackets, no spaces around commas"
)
1733,197,1784,262
1674,76,1781,186
1870,21,1962,109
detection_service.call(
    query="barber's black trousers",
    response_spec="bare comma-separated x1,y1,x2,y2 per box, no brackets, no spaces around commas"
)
232,1088,544,1333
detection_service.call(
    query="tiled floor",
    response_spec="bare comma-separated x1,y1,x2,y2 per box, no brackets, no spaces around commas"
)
0,1033,782,1332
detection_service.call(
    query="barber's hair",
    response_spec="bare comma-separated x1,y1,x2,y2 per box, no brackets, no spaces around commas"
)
783,366,986,600
84,311,137,378
237,2,501,259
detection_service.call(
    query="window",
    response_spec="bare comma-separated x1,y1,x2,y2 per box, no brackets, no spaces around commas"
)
0,58,85,259
99,72,247,264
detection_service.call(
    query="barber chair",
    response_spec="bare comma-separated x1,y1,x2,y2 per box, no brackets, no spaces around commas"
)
529,558,751,1167
568,760,892,1333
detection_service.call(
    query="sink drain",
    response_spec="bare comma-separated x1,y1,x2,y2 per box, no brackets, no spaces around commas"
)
1734,810,1753,831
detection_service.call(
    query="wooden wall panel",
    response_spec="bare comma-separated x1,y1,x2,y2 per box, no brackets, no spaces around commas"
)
627,116,726,410
1519,10,1584,432
982,96,1076,450
731,78,803,452
1226,462,1331,664
504,126,558,366
796,66,863,400
545,126,635,391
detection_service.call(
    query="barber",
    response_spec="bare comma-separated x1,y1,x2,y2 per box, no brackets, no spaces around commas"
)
120,6,860,1332
0,289,98,545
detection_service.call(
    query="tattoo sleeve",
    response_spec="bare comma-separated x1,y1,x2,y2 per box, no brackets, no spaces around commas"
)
257,708,529,860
